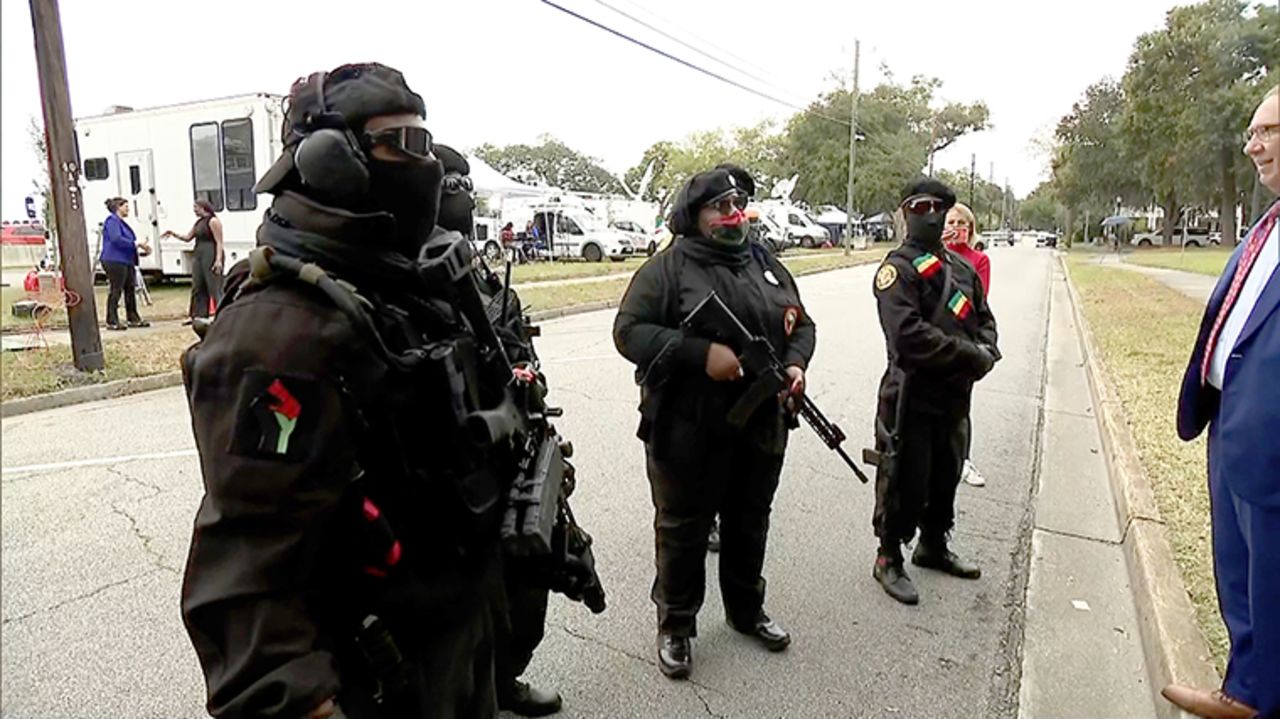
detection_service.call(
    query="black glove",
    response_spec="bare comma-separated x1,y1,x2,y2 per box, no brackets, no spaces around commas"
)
969,342,997,378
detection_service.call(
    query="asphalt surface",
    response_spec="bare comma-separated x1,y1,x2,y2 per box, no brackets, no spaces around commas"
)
2,244,1058,718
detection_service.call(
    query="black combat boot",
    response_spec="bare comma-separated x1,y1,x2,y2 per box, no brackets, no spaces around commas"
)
912,534,981,579
657,634,692,679
498,679,563,717
873,546,919,605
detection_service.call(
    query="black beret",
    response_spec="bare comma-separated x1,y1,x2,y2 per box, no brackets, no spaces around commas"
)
714,163,756,198
667,167,750,236
900,177,957,209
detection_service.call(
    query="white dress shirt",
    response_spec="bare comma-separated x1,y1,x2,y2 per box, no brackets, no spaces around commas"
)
1208,221,1280,390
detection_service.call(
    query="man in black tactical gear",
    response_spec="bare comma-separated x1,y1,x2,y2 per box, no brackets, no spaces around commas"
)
433,144,563,718
615,166,814,679
181,63,505,719
870,178,999,606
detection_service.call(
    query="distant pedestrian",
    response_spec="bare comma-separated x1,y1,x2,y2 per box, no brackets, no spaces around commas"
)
162,200,224,318
944,202,991,488
99,197,149,330
1165,83,1280,719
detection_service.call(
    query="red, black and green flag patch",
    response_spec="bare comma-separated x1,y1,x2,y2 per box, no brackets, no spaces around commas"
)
912,253,942,278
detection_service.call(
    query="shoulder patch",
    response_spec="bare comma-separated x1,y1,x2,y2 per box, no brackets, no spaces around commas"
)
875,263,899,291
230,371,320,462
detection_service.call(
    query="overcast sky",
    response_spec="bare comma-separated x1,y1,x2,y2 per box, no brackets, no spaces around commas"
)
2,0,1182,219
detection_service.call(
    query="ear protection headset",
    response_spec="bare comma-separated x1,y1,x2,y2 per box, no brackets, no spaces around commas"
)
289,72,370,200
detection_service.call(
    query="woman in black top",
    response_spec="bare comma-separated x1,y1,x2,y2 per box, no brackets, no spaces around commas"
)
614,165,816,680
163,199,224,318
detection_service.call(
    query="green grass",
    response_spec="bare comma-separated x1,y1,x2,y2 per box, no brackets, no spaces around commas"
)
1,325,193,401
1066,256,1227,671
509,257,646,284
781,248,887,276
1124,247,1233,277
2,282,194,332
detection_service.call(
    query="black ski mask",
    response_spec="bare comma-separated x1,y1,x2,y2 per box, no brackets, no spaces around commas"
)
899,177,957,249
433,144,475,236
367,154,444,252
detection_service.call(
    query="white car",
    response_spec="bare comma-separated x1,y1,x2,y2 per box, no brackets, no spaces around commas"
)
533,208,636,262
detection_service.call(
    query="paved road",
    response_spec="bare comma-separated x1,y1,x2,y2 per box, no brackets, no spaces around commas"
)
3,246,1088,718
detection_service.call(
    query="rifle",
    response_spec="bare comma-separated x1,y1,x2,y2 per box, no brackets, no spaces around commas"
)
681,291,870,484
417,232,606,614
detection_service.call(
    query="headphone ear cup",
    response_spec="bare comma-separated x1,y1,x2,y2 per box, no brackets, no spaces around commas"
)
293,128,370,200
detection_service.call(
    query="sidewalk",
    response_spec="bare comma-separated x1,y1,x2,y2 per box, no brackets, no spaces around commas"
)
1085,253,1216,304
1018,260,1155,717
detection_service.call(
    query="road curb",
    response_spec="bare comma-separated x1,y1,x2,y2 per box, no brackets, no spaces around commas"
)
1,370,183,419
1058,255,1219,718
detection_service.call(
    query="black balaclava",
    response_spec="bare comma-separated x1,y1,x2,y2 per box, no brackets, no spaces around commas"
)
900,177,957,250
258,63,443,253
434,144,475,236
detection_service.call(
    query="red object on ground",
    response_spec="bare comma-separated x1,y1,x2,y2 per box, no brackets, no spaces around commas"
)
23,271,39,292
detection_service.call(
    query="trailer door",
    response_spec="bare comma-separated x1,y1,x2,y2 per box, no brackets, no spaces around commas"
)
115,150,161,270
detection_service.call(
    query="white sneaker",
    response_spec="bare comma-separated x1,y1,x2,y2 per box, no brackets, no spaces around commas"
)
961,460,987,487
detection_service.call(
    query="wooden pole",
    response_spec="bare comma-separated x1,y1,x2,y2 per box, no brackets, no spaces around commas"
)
30,0,103,371
844,40,860,254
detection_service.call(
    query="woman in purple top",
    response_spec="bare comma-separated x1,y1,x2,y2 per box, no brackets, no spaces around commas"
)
99,197,149,330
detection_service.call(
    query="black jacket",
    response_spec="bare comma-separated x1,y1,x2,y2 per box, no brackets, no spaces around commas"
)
613,238,816,456
181,198,504,719
873,241,998,420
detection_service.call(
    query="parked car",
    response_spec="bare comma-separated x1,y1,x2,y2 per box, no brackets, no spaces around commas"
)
1133,227,1217,248
1035,232,1058,248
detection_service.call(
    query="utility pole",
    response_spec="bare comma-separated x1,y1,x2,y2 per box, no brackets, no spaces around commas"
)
1000,177,1009,230
844,39,860,254
30,0,103,371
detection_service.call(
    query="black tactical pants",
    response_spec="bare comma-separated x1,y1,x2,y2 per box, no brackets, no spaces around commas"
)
873,410,967,546
646,436,785,637
495,557,549,686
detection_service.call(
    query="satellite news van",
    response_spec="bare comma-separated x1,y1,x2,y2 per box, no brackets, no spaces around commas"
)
75,94,285,279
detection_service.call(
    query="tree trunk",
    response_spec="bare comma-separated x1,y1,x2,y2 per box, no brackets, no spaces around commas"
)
1065,207,1076,249
1220,147,1238,247
1162,192,1178,246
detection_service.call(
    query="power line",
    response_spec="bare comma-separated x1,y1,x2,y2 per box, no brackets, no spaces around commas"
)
539,0,853,129
588,0,813,110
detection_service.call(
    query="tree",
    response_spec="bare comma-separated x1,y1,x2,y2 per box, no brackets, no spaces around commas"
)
936,169,1007,231
1019,182,1064,232
780,76,988,215
474,136,624,194
622,122,786,211
1121,0,1279,245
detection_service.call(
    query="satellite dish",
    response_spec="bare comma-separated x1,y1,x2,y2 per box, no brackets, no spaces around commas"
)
770,174,799,201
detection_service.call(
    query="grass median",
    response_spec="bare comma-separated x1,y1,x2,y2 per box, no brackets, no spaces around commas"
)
1,283,194,333
1066,256,1227,671
1124,247,1232,277
1,248,887,404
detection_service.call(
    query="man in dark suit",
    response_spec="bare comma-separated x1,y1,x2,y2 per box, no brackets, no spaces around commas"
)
1164,84,1280,719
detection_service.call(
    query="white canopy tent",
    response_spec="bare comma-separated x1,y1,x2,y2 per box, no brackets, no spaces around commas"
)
466,155,550,198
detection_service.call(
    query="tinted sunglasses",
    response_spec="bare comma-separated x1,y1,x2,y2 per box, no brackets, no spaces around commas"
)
704,193,749,215
903,197,946,215
365,125,434,160
443,173,474,195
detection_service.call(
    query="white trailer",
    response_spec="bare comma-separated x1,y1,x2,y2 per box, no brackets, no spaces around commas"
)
75,94,285,278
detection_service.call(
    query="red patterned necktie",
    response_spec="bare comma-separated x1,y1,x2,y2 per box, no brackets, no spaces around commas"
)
1200,201,1280,384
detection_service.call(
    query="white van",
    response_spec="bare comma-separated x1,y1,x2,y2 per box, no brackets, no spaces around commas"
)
76,94,285,279
504,204,636,262
760,203,829,248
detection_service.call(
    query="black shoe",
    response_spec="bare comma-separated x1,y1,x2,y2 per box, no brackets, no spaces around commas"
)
728,614,791,652
707,520,721,553
912,538,981,579
106,323,127,331
498,679,563,717
657,634,692,680
874,551,919,605
127,319,150,328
